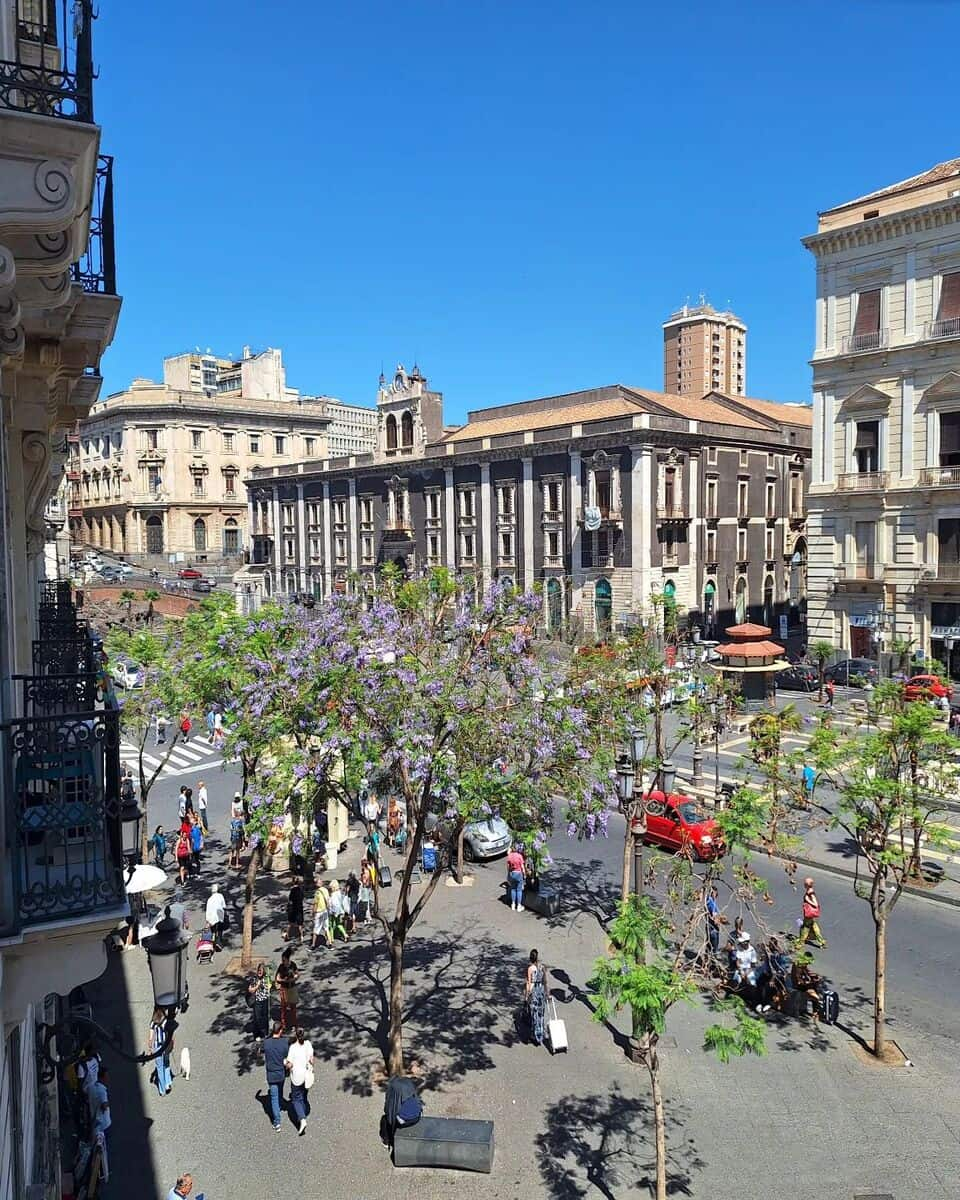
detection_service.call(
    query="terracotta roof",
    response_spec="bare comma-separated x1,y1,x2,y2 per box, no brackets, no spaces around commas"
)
441,392,643,442
724,396,813,427
627,389,768,430
716,640,785,658
724,622,773,637
829,158,960,211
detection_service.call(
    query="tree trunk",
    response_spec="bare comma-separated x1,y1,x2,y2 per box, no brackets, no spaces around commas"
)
455,825,465,885
873,908,887,1057
621,817,633,903
387,928,406,1076
645,1036,667,1200
241,842,263,969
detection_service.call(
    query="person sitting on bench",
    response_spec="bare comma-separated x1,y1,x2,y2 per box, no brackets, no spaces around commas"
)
791,957,822,1020
384,1075,423,1140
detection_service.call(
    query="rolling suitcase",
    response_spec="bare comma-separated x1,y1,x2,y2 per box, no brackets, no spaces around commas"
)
547,999,568,1054
379,864,393,887
819,983,840,1025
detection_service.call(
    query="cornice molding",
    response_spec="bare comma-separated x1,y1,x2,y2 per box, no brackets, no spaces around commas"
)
803,197,960,258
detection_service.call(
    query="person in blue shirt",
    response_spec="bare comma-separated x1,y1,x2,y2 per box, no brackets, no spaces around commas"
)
151,825,166,867
189,814,204,875
705,885,722,954
801,763,816,800
262,1023,290,1131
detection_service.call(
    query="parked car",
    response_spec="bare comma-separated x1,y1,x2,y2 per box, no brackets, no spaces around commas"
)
904,673,951,702
112,562,134,580
191,579,213,593
177,567,202,580
462,816,512,862
824,657,880,688
111,660,143,690
98,566,122,582
633,791,725,861
777,663,819,692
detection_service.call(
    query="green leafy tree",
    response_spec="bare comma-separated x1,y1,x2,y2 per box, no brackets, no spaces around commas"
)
806,696,954,1056
590,894,766,1200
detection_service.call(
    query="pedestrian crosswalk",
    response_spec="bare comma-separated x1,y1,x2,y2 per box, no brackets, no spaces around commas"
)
120,734,224,780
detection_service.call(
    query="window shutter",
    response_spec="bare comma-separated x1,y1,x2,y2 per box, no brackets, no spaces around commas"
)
853,289,881,334
940,412,960,455
854,421,879,450
938,273,960,321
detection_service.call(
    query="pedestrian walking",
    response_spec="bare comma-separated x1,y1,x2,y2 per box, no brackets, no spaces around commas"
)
362,789,381,829
284,1028,314,1136
705,884,723,955
801,763,816,801
524,949,548,1046
248,963,271,1044
311,881,332,950
357,863,374,925
213,710,224,748
506,843,527,912
120,766,136,804
167,1173,193,1200
285,879,304,943
155,712,168,746
824,679,835,710
90,1065,111,1182
151,825,167,868
365,823,381,871
178,786,187,824
197,781,209,835
189,813,204,874
148,1007,173,1096
328,879,350,941
179,710,192,744
184,786,194,818
205,882,226,950
175,830,191,886
275,948,300,1031
797,876,827,948
262,1022,289,1131
229,792,245,870
206,707,216,743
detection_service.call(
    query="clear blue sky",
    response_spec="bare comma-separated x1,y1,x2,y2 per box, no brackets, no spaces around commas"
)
94,1,960,424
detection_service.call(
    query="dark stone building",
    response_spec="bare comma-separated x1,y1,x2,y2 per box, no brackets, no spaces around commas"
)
238,366,811,642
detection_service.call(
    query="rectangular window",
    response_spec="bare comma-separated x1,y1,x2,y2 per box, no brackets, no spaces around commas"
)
499,531,514,560
935,272,960,337
249,435,261,454
853,288,881,335
737,527,748,562
428,534,441,563
707,446,718,466
146,428,159,451
335,536,347,564
307,503,321,528
460,532,475,561
274,436,286,456
497,485,515,516
706,527,717,562
738,479,749,517
361,534,374,563
765,481,775,518
191,430,204,450
765,526,775,560
285,537,295,560
282,504,295,531
223,432,234,452
193,475,205,497
547,530,560,559
224,525,240,554
360,497,373,525
940,412,960,467
459,489,475,520
854,420,879,472
333,499,346,525
855,521,876,567
706,477,718,517
545,480,563,516
738,449,748,470
224,472,236,496
305,437,316,456
309,535,321,561
427,491,441,521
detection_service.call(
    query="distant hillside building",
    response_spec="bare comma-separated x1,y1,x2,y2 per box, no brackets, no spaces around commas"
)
663,302,747,398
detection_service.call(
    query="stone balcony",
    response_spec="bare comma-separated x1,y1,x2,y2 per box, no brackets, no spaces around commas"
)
836,471,889,492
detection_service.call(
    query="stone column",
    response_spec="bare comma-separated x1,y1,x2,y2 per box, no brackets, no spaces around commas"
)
347,477,358,573
687,450,699,614
631,446,652,617
296,482,307,592
522,457,534,591
901,374,914,480
480,463,492,586
322,481,332,598
569,450,583,621
271,488,282,586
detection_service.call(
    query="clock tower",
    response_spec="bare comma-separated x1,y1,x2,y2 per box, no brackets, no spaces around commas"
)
375,363,444,461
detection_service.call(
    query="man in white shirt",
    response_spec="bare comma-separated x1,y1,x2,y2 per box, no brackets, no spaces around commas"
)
90,1066,111,1181
284,1029,315,1136
205,883,226,950
197,781,209,835
733,932,758,988
362,791,381,828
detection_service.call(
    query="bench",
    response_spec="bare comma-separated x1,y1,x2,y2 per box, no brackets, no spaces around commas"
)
393,1116,495,1173
523,883,560,917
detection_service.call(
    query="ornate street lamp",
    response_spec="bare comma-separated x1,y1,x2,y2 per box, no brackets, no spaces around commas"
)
616,753,635,804
662,760,677,795
36,907,190,1082
120,793,143,869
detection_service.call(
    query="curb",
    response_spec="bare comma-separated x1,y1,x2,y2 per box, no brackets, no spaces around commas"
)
749,845,960,910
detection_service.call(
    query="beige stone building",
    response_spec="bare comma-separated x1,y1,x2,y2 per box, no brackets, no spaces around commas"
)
70,350,332,567
805,157,960,672
663,301,747,397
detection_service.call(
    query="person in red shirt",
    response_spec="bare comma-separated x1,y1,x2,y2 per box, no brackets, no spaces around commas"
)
506,845,526,912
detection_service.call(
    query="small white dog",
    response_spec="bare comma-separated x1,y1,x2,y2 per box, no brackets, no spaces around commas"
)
179,1047,191,1081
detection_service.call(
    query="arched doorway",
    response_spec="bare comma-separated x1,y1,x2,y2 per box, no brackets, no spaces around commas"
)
546,578,563,633
385,414,398,450
193,518,207,553
145,515,163,555
594,577,613,638
263,572,273,596
735,576,747,625
703,580,716,634
663,579,678,641
401,410,414,447
223,517,239,555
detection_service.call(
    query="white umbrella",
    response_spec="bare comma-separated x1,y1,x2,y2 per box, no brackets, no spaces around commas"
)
125,863,169,895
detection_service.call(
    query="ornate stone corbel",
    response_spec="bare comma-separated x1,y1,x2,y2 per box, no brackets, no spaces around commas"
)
23,430,53,557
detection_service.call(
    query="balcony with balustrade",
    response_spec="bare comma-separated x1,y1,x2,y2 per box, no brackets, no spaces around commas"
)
836,471,889,492
924,317,960,342
919,466,960,488
841,329,889,354
835,562,885,587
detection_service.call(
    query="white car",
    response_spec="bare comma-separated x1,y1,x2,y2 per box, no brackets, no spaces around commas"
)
113,563,134,580
111,661,143,690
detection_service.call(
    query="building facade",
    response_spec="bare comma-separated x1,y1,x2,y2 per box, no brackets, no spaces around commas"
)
69,357,332,568
804,158,960,672
239,365,810,642
0,4,126,1197
663,301,747,398
319,396,378,458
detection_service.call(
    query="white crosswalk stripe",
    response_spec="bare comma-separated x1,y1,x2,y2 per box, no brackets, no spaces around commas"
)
120,736,223,780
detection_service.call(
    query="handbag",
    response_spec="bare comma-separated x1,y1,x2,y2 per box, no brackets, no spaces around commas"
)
304,1064,315,1090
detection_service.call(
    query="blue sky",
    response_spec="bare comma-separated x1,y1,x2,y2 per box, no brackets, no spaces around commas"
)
94,1,960,424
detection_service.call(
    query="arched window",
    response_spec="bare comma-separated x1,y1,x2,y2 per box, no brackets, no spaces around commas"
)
594,577,613,639
703,580,716,632
546,577,563,633
264,572,273,596
145,514,163,555
401,410,414,447
763,575,775,627
735,576,747,625
223,517,239,555
386,414,398,450
193,517,207,553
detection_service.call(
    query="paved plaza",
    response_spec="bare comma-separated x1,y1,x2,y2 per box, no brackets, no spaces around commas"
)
86,758,960,1200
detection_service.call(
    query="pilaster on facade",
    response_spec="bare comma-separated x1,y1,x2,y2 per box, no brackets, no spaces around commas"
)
521,457,534,591
322,481,332,598
479,463,492,583
296,482,307,592
347,477,358,573
443,467,456,569
568,450,583,617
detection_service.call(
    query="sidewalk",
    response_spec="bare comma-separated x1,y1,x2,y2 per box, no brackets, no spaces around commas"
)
84,818,960,1200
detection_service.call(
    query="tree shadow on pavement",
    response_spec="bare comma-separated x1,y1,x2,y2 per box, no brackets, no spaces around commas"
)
535,1083,705,1199
538,855,619,933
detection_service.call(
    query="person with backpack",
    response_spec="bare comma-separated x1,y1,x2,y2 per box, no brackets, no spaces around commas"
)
179,710,192,744
120,767,136,804
175,829,191,886
189,813,204,875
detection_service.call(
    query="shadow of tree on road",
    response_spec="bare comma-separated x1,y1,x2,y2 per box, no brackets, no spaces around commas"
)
535,1084,705,1199
537,855,620,934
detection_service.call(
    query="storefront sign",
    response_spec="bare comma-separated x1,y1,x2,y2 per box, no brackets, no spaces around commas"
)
932,624,960,639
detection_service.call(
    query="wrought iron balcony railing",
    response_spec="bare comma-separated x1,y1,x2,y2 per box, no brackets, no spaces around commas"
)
925,317,960,341
841,329,889,354
72,154,117,294
14,672,99,717
0,706,124,934
33,633,97,679
0,0,95,121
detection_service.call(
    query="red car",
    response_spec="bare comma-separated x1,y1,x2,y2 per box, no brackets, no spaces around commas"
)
177,567,202,580
904,674,951,701
632,790,725,861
